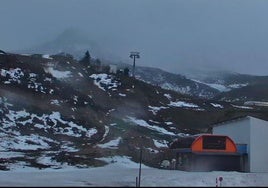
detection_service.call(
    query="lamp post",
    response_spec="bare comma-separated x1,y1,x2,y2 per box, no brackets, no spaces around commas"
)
136,147,142,187
138,147,142,187
129,52,140,77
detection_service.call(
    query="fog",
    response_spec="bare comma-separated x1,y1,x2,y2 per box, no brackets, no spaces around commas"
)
1,0,268,75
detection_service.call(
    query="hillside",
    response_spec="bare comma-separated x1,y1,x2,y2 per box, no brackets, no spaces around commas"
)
16,28,268,102
0,51,267,170
185,69,268,103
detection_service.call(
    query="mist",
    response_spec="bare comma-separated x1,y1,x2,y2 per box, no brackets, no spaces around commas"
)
1,0,268,75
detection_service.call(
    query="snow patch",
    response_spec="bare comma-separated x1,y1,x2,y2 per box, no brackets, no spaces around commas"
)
98,137,122,149
168,101,198,108
148,106,168,115
126,117,176,136
210,103,224,108
42,54,53,59
119,93,126,97
44,67,71,79
153,139,168,148
89,73,119,91
231,104,253,109
228,83,248,89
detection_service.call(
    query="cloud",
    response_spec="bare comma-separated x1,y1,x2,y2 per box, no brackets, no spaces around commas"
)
1,0,268,76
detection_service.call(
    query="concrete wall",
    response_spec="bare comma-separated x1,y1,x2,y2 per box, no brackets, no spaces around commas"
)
213,116,268,172
213,117,250,172
249,117,268,172
213,117,250,145
109,65,117,74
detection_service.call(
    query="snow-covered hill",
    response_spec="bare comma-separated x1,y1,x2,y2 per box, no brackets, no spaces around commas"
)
15,28,268,102
0,51,267,171
184,69,268,103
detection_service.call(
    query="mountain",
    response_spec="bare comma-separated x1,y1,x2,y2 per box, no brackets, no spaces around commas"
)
113,63,268,104
17,28,268,102
133,66,220,99
142,66,268,104
185,69,268,103
101,62,222,99
17,28,119,61
0,51,267,170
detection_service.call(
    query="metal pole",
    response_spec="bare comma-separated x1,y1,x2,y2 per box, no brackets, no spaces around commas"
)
133,56,136,77
130,52,139,77
138,148,142,187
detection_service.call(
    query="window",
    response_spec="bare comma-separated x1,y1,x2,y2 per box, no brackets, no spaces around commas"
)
203,136,226,150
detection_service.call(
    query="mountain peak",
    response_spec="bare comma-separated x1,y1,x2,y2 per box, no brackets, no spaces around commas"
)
22,28,100,58
54,28,91,45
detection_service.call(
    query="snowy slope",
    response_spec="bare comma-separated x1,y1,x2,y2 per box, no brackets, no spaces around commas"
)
0,52,267,174
0,157,267,187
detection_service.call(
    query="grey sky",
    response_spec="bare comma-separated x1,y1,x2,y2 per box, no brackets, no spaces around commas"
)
1,0,268,75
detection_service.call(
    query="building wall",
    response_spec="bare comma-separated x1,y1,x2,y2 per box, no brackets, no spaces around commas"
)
249,117,268,172
213,117,250,145
109,64,117,74
213,117,250,172
213,116,268,172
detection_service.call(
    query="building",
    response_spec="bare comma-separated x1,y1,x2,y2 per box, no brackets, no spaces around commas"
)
169,134,244,172
109,64,117,74
212,116,268,172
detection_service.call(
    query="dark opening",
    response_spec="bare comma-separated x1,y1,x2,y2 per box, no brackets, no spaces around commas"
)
203,136,226,150
192,154,242,172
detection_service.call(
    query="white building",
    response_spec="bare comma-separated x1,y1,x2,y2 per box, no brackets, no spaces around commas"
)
212,116,268,172
109,64,117,74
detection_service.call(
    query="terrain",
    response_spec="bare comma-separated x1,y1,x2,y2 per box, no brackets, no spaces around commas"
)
0,50,268,171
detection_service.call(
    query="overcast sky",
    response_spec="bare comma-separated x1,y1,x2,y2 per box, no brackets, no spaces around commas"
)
1,0,268,75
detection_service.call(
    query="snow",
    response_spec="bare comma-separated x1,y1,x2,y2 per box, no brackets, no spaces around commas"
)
100,125,109,142
169,101,199,108
50,99,60,105
126,116,176,136
153,139,168,148
44,67,71,79
119,93,126,97
0,151,24,158
0,110,98,151
48,111,98,138
165,121,173,125
231,104,253,109
0,156,267,186
60,141,78,152
42,54,53,59
210,103,224,108
0,134,53,150
244,101,268,107
36,155,61,167
191,79,248,92
27,82,46,93
192,79,230,92
89,73,119,91
205,83,230,92
78,72,84,77
228,83,248,89
161,82,191,95
164,93,172,100
148,105,168,115
97,137,122,149
1,68,24,84
15,135,51,150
